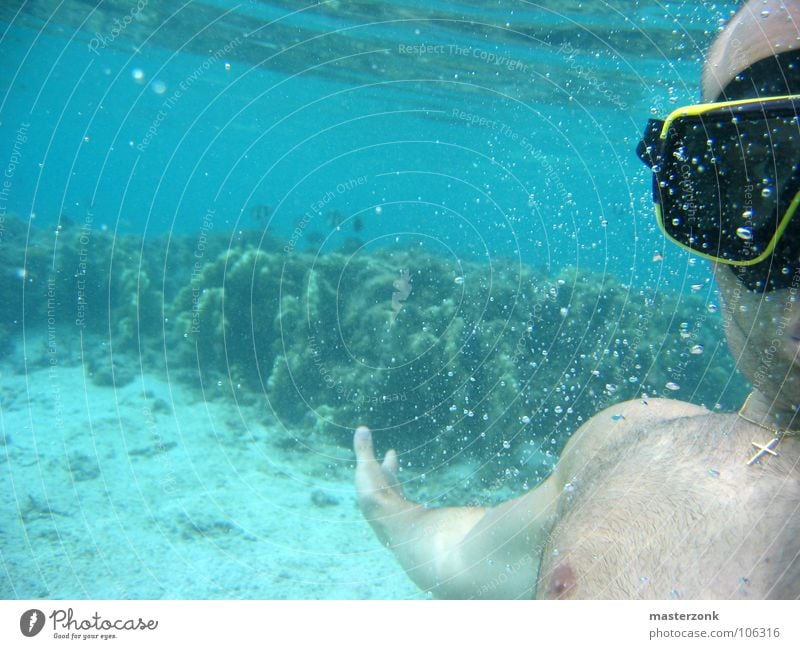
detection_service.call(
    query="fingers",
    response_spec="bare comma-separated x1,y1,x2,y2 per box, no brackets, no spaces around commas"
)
382,448,399,475
382,449,401,490
381,449,403,488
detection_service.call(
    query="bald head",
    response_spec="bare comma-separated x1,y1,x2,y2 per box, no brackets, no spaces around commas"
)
703,0,800,101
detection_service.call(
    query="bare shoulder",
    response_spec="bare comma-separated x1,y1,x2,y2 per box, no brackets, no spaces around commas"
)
555,398,712,485
538,404,800,598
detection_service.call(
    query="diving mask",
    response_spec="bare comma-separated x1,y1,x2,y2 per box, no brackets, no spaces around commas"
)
637,52,800,291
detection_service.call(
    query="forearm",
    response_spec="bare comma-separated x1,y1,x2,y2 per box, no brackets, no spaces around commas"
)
398,483,558,598
354,426,548,598
366,502,488,597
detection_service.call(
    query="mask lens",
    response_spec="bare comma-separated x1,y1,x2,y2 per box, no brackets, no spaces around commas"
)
658,104,800,263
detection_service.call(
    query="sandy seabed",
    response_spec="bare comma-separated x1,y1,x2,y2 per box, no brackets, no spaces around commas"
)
0,356,421,600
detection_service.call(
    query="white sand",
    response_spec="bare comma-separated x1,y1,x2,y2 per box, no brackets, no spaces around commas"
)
0,354,422,600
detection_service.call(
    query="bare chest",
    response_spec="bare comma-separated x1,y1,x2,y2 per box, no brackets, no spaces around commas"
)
536,419,800,599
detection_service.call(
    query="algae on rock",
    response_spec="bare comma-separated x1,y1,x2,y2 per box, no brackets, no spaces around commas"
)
167,241,747,483
1,217,748,489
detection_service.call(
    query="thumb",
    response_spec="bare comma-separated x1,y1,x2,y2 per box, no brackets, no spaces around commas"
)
354,425,392,503
353,425,377,464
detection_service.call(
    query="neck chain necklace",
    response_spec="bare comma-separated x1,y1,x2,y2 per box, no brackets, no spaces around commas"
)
738,393,800,466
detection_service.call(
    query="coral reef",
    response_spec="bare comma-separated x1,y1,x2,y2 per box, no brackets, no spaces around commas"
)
1,215,749,487
0,213,170,358
170,240,747,483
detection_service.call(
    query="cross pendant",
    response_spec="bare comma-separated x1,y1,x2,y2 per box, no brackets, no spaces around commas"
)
747,437,781,466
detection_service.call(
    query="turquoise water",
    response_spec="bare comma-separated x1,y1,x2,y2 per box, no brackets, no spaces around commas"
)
1,0,746,599
1,0,735,279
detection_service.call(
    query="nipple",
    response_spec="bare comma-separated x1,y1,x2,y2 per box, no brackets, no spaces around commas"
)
547,562,577,599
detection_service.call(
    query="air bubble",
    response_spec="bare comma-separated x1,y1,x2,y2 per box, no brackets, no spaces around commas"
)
665,381,680,391
736,227,753,241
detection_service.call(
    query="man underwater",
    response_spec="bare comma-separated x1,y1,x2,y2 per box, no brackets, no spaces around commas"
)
353,0,800,599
